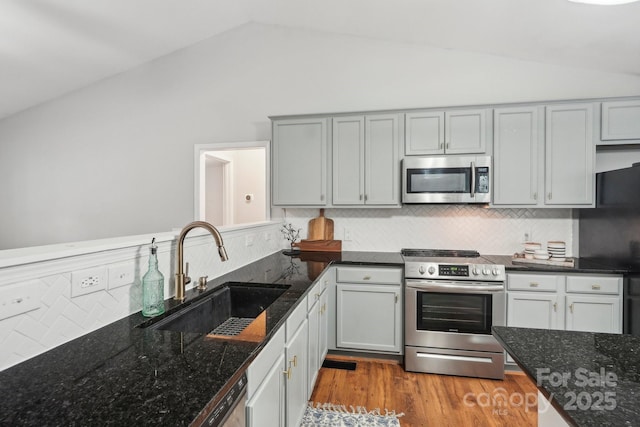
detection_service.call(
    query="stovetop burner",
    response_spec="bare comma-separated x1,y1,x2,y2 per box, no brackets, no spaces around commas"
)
401,248,480,258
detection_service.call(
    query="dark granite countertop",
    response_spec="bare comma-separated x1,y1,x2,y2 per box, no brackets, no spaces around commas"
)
484,255,629,275
0,250,402,426
493,326,640,427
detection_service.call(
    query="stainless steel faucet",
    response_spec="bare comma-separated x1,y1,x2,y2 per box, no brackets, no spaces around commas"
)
174,221,228,301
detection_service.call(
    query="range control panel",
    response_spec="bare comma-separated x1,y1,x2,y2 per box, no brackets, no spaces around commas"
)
404,262,506,282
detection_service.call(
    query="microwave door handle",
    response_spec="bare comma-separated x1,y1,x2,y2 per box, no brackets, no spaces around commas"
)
470,161,476,198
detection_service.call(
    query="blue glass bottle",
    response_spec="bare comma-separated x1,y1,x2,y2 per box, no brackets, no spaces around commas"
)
142,238,165,317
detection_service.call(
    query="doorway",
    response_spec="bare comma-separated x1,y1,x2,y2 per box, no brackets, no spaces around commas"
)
195,142,269,227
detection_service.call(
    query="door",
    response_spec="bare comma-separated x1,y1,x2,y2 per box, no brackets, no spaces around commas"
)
493,107,541,205
246,353,285,427
365,114,400,205
285,319,308,427
445,109,487,154
566,295,621,333
507,292,561,330
405,111,445,155
272,118,328,205
332,116,365,205
336,284,401,353
307,295,320,398
545,104,595,205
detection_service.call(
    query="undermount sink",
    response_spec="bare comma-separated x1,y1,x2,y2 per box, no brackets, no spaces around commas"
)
142,282,289,337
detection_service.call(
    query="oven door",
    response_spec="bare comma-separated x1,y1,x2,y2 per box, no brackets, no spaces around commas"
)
405,279,505,353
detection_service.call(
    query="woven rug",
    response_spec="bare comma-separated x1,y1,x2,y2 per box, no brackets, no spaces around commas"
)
301,403,403,427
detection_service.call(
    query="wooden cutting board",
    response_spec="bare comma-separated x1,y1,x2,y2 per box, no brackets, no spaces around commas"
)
308,209,334,240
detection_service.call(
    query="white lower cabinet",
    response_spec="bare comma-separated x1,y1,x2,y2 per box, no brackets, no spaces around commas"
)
247,295,312,427
507,272,622,335
246,327,286,427
507,292,561,330
285,318,308,427
335,266,403,354
307,275,329,397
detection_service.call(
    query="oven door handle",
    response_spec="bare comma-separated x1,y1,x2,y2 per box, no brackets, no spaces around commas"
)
406,280,504,294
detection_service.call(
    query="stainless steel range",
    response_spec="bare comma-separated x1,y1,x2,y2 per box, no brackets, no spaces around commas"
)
402,249,506,380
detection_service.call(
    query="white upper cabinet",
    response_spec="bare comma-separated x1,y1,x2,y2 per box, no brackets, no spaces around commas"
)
493,106,542,206
601,100,640,142
272,118,328,206
545,103,595,206
493,103,595,207
332,114,401,206
405,109,489,155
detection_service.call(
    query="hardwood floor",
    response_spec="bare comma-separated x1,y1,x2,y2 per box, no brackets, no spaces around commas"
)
309,356,538,427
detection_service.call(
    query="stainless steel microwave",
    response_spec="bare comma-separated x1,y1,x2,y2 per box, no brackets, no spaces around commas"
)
402,155,491,204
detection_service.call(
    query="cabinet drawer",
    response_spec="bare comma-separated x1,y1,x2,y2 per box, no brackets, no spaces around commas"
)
286,297,308,341
336,267,402,285
566,275,621,295
508,273,561,292
247,326,285,398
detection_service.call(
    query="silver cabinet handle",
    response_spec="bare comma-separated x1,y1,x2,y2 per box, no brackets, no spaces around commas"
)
530,282,539,288
592,284,601,290
548,192,552,200
569,303,574,313
553,302,557,312
533,192,537,201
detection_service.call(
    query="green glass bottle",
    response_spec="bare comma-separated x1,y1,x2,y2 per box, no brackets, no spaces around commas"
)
142,238,165,317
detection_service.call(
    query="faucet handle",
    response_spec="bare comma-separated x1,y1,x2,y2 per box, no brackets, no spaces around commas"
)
184,262,191,285
197,276,208,291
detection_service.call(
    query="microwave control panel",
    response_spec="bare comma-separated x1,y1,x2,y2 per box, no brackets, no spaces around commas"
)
476,167,489,193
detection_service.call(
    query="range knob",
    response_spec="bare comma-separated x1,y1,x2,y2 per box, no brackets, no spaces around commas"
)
428,266,436,275
418,266,426,275
482,266,491,275
471,266,479,276
492,267,500,276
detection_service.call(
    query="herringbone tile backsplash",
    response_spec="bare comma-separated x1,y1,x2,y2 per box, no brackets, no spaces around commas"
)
281,205,575,255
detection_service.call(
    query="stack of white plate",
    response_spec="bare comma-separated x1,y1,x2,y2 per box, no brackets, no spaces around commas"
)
548,241,566,261
524,242,541,259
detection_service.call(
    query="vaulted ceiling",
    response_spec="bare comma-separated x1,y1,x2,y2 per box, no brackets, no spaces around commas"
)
1,0,639,120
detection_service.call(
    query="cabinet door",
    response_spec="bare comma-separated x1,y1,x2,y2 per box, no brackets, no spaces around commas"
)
333,116,365,205
285,319,308,427
319,289,329,362
507,292,561,330
566,295,621,334
272,118,327,206
405,111,445,155
246,353,285,427
545,104,595,205
336,284,402,353
493,107,541,205
601,100,640,141
365,114,401,205
307,296,320,398
445,109,488,154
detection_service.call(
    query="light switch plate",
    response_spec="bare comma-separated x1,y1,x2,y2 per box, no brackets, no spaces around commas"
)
108,262,137,290
0,281,40,321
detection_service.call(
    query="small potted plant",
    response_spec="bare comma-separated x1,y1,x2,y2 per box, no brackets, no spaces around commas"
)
281,223,301,255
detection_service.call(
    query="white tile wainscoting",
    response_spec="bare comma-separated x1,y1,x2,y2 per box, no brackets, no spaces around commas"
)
283,205,576,256
0,222,282,371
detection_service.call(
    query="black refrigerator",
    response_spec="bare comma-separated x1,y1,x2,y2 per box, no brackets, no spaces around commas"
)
579,164,640,335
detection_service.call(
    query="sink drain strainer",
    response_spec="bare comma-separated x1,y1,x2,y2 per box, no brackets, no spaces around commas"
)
211,317,254,336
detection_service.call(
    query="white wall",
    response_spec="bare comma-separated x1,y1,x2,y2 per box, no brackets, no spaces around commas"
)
231,149,266,224
1,22,640,249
